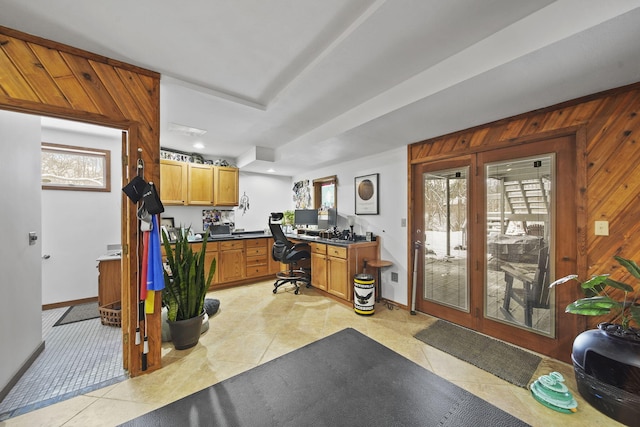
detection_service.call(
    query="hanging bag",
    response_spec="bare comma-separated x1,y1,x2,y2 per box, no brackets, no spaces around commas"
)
142,182,164,214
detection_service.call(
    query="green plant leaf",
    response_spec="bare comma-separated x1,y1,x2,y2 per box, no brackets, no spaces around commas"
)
580,274,609,291
566,296,619,316
615,256,640,280
604,278,634,293
630,305,640,328
549,274,578,288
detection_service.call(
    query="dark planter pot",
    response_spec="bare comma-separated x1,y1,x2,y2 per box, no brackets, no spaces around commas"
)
572,323,640,426
167,312,204,350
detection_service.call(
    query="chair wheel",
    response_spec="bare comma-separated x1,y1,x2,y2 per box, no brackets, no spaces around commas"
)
273,289,277,294
294,289,299,295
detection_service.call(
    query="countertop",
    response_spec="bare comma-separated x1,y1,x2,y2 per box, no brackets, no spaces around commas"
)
186,231,371,247
96,250,122,262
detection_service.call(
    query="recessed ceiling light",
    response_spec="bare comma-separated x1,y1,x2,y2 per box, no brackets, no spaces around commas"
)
193,142,205,150
267,168,275,173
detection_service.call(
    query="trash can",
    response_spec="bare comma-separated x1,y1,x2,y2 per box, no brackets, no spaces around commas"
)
354,273,375,315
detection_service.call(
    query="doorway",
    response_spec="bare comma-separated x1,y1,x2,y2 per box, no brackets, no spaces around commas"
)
411,135,577,358
0,115,126,417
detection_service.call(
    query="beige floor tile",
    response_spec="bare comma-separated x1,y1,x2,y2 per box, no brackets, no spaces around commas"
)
4,279,623,426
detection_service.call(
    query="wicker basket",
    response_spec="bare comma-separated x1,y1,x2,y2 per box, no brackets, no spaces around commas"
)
99,302,122,327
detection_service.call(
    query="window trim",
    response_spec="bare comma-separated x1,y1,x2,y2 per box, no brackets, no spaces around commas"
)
41,142,111,192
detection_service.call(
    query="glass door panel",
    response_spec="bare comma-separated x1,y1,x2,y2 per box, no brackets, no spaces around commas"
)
422,167,468,311
485,155,555,336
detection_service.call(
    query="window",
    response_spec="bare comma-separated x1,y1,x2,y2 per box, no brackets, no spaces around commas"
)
41,143,111,191
313,175,337,210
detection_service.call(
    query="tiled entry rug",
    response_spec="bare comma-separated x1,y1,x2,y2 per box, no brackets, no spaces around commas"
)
415,320,542,388
120,328,529,427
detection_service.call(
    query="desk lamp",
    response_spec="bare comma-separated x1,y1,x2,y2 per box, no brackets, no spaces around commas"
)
348,216,356,240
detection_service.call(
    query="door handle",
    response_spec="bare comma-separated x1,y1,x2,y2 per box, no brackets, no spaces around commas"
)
42,254,51,259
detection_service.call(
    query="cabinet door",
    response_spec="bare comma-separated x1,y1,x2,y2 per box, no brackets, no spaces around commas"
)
327,256,349,300
214,166,239,206
187,164,214,205
267,239,282,274
98,259,121,306
219,241,245,282
311,252,327,291
160,160,187,205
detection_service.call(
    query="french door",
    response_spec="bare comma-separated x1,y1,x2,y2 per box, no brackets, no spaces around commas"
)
412,135,578,359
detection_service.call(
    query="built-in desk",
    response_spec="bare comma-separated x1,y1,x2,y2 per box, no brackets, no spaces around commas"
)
163,232,379,305
294,236,378,303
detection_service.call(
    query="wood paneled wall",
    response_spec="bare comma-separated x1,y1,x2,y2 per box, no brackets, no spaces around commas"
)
409,83,640,330
0,26,161,377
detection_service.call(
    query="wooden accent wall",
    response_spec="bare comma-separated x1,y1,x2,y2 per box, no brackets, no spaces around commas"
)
409,83,640,330
0,26,161,377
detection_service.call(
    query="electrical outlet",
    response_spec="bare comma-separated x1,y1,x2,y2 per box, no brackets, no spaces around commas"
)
595,221,609,236
401,218,407,227
391,272,398,282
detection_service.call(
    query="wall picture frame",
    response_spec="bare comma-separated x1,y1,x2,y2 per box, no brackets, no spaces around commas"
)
354,173,379,215
160,217,174,228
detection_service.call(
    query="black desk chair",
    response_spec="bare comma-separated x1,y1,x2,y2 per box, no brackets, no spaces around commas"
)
269,213,311,294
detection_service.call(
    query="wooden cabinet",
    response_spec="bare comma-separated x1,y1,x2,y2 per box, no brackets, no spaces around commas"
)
98,258,121,307
219,240,245,282
267,238,282,275
310,243,328,291
245,239,269,278
160,160,239,206
309,241,378,303
159,159,187,205
214,166,239,206
187,163,214,205
326,245,349,300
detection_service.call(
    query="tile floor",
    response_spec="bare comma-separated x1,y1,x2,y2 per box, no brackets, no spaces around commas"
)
0,306,126,421
2,280,623,426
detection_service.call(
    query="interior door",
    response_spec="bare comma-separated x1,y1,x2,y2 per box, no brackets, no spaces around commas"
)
412,135,578,359
0,110,43,389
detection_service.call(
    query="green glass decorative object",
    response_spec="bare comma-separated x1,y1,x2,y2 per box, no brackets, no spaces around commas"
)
529,371,577,414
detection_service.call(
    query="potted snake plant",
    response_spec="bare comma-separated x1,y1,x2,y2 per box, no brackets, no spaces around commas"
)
161,227,216,349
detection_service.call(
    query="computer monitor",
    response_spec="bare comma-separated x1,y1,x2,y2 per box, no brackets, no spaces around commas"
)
294,209,318,226
318,208,337,229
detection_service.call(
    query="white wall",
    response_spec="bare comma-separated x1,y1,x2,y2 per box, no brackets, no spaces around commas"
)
293,146,409,305
162,172,292,233
41,125,122,305
160,147,408,305
0,111,43,392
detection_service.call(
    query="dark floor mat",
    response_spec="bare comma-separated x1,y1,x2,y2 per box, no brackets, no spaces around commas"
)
120,328,529,427
53,302,100,326
415,320,541,388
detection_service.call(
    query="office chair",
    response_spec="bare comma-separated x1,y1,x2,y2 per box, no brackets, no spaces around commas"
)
268,213,311,294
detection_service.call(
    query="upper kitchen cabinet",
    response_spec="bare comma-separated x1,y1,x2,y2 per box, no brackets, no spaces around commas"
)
160,159,239,206
160,159,187,205
214,166,239,206
187,163,214,205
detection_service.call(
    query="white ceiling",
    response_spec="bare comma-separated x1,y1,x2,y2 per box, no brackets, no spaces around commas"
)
3,1,640,176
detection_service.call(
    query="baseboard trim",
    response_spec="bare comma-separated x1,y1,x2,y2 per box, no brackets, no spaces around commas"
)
42,296,98,311
0,340,45,402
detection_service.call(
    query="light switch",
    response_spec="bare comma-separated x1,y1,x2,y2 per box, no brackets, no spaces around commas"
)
595,221,609,236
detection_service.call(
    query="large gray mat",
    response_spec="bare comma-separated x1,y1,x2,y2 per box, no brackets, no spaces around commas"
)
53,302,99,326
415,320,541,388
121,328,529,426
